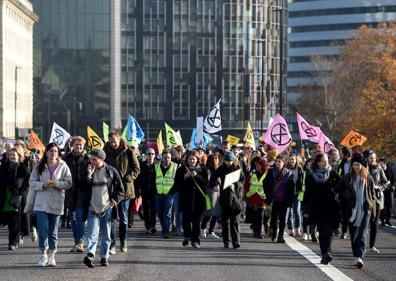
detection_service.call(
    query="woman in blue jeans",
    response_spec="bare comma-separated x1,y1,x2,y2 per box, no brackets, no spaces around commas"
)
29,143,72,267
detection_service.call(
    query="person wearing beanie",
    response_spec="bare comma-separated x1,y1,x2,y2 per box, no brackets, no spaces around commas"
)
334,152,376,269
366,151,389,254
81,148,125,267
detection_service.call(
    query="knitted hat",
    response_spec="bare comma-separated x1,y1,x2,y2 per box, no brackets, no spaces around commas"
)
89,149,106,160
224,151,236,161
351,152,366,167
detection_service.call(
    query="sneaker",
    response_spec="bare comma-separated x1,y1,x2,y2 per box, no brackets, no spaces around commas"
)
356,258,364,269
38,255,48,267
76,243,84,253
340,233,347,239
295,228,302,237
31,229,38,242
100,258,109,266
277,237,285,243
150,228,157,234
369,247,380,253
302,233,308,241
233,244,241,249
120,241,128,253
47,257,56,267
145,228,151,234
109,246,116,255
224,243,230,248
8,245,17,251
289,230,294,236
182,239,189,247
200,229,207,239
385,221,393,227
320,254,332,265
381,221,386,226
84,254,95,268
18,236,24,245
311,234,318,243
207,232,220,239
192,242,200,248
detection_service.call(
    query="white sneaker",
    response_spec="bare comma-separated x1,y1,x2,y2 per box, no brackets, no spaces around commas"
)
47,257,56,267
19,235,24,245
31,229,38,242
356,257,364,268
207,232,220,239
289,230,294,236
302,233,308,241
200,229,207,239
38,255,48,267
369,247,380,253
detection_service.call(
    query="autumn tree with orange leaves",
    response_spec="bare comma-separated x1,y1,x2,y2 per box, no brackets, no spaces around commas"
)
298,23,396,157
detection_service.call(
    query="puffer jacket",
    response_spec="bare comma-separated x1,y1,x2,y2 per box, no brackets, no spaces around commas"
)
104,139,140,199
29,159,72,215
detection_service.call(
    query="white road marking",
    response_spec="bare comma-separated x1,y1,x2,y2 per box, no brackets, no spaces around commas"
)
285,235,354,281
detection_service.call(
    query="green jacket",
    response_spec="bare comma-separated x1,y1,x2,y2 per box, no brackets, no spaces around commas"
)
104,139,140,199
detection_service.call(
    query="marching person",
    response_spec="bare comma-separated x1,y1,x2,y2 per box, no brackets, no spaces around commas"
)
63,136,90,253
366,151,389,253
243,157,269,239
379,158,395,226
136,148,157,234
81,149,124,268
29,143,72,267
334,153,376,269
155,150,178,238
176,150,208,248
0,148,30,250
212,151,244,249
104,130,140,254
303,152,341,265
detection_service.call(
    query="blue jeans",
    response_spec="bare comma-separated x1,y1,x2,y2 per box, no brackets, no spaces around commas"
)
350,210,371,259
36,211,60,253
173,192,182,231
70,207,85,245
110,199,129,247
287,197,301,230
86,208,113,259
155,194,174,236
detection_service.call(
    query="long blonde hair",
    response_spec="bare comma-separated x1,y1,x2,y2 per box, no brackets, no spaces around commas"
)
348,164,369,187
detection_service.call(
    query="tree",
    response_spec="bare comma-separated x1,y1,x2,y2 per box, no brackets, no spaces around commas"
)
298,23,396,156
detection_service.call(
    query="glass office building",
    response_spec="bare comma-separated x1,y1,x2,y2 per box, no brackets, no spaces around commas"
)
33,0,111,139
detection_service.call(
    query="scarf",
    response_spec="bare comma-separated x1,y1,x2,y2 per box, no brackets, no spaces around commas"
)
310,167,331,183
350,176,365,227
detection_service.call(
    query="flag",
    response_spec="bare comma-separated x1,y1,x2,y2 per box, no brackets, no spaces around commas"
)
340,131,367,148
175,130,183,146
126,115,145,144
204,99,222,133
103,122,109,142
319,131,336,153
190,128,214,150
296,113,321,143
49,122,71,149
196,117,204,145
226,135,240,146
243,121,256,149
263,114,292,154
28,129,45,156
165,123,181,147
157,130,164,154
147,141,159,155
87,126,104,149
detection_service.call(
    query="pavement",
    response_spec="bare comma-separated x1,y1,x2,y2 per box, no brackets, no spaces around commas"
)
0,218,395,281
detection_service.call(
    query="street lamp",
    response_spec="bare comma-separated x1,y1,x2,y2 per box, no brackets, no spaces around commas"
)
14,66,21,138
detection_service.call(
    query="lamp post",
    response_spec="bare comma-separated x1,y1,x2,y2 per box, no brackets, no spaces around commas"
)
14,66,21,138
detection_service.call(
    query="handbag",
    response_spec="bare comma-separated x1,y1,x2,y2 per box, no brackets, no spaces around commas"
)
9,192,22,209
192,178,212,211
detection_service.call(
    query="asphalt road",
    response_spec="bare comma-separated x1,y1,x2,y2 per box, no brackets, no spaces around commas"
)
0,218,395,281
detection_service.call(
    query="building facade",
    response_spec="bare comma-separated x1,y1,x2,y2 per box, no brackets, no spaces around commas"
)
33,0,287,141
0,0,37,138
287,0,396,135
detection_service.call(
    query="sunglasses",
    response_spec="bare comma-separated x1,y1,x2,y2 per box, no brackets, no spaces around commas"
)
147,153,155,155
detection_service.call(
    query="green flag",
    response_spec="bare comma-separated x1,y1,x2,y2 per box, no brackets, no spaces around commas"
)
103,122,109,142
165,122,179,147
121,124,134,147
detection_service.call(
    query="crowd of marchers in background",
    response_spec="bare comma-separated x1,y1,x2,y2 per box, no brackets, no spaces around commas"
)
0,132,395,270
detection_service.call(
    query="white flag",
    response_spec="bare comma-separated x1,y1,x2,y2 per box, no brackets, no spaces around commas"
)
49,122,71,149
204,99,222,133
196,117,204,145
175,130,183,146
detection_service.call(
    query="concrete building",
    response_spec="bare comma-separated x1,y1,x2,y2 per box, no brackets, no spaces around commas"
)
0,0,38,138
287,0,396,136
33,0,287,140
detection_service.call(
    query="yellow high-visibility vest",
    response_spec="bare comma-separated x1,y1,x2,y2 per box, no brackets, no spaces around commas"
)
155,162,177,195
246,172,266,198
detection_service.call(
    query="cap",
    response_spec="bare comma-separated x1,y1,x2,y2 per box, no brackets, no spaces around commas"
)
89,149,106,160
224,151,236,161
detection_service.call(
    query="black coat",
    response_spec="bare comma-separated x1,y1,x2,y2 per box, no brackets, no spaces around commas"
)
135,160,157,198
175,164,208,214
334,173,376,222
302,169,341,224
0,161,30,221
263,167,296,207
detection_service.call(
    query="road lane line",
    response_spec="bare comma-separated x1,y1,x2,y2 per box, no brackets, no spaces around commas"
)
285,235,353,281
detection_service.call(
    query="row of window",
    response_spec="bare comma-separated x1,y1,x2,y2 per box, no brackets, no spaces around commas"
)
290,22,378,33
289,5,396,18
290,39,345,48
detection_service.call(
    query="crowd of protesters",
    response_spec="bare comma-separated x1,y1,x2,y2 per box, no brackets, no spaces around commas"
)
0,132,395,270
